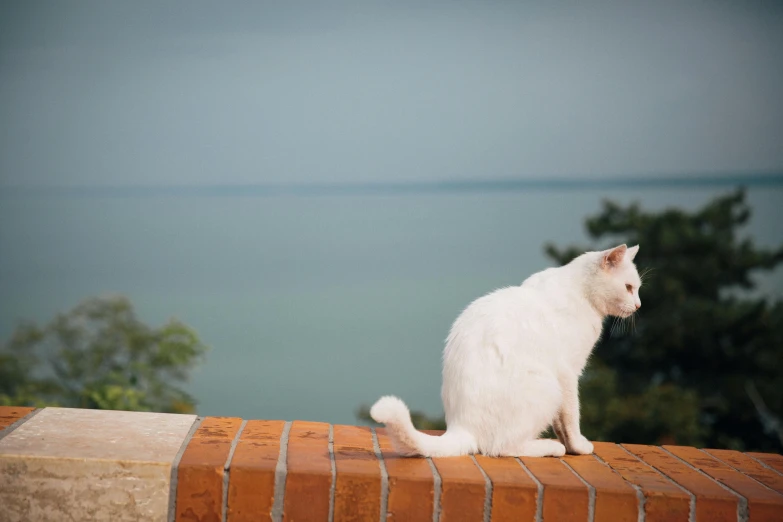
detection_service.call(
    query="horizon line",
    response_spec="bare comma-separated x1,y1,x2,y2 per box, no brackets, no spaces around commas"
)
2,172,782,197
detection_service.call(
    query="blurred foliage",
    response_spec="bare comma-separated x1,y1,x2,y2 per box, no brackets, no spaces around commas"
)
358,189,783,452
548,188,783,452
0,296,208,414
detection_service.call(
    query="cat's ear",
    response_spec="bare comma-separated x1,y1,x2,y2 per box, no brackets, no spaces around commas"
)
601,244,627,269
626,244,640,262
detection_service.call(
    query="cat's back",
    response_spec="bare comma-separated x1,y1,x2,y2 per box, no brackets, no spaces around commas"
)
443,275,571,387
448,267,568,340
520,266,564,292
482,266,565,310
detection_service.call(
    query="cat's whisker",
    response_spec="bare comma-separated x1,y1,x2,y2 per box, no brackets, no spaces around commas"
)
610,315,622,337
618,316,628,336
610,306,641,337
639,267,656,285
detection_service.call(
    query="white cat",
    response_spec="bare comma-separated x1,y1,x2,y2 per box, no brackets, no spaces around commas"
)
370,244,642,457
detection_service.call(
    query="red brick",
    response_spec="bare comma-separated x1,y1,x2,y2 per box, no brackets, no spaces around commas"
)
333,425,381,522
665,445,783,521
593,442,690,522
0,406,35,431
376,428,434,522
520,456,589,521
624,444,738,522
704,449,783,495
562,454,637,522
431,456,486,522
227,420,285,522
177,417,243,522
283,421,332,522
747,452,783,475
474,456,537,522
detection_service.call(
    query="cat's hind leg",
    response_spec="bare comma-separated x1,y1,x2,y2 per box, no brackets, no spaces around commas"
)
504,439,566,458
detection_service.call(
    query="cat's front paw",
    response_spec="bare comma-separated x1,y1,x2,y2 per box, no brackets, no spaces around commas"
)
566,435,594,455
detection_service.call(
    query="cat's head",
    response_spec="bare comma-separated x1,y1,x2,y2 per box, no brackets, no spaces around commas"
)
588,244,642,318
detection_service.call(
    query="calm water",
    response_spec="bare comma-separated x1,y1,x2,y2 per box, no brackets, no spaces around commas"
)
1,186,781,423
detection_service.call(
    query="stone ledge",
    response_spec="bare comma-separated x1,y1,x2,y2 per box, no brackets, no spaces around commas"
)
1,406,782,521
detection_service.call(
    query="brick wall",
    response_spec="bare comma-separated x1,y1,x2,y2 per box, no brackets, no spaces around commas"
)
1,407,782,521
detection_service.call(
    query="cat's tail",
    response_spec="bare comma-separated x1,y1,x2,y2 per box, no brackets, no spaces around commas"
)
370,395,476,457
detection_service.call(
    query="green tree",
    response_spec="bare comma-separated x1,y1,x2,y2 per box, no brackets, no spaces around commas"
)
358,189,783,452
0,296,208,413
547,188,783,452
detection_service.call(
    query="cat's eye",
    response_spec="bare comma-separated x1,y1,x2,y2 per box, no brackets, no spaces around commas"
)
626,284,633,293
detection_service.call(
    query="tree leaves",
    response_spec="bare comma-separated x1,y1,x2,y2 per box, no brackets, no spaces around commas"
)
552,188,783,452
0,296,208,413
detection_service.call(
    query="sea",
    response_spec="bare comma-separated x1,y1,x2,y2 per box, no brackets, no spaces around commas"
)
1,179,781,423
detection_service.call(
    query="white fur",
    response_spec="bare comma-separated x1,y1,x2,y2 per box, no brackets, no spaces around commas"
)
371,244,642,457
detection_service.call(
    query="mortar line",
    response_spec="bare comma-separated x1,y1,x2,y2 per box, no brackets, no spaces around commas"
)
371,428,390,522
270,421,292,522
328,424,336,522
167,416,203,522
619,445,696,522
426,457,442,522
700,448,782,494
516,458,543,522
560,458,595,522
592,452,646,522
746,454,783,478
658,446,747,522
0,408,42,442
470,455,493,522
222,419,247,522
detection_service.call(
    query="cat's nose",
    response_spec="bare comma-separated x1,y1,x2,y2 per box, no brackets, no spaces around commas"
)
635,303,641,310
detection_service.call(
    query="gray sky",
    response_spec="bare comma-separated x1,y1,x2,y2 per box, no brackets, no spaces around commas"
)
1,0,782,187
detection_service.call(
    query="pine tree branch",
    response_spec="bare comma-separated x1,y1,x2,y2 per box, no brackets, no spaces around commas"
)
745,380,783,446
